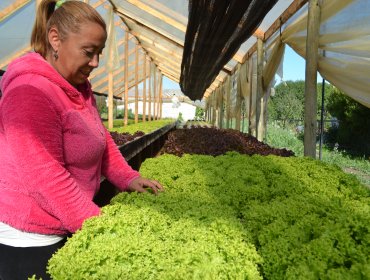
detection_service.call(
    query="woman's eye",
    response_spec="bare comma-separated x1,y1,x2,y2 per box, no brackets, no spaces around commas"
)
84,50,94,58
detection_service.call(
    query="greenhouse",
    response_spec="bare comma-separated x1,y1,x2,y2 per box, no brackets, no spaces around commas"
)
0,0,370,279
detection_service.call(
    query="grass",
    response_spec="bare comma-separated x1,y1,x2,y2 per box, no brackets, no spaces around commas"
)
264,121,370,187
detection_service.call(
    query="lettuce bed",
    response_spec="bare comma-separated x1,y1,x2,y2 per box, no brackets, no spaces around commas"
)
109,119,175,134
48,153,370,279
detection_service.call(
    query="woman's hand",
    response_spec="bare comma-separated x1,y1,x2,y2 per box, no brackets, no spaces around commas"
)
127,177,164,195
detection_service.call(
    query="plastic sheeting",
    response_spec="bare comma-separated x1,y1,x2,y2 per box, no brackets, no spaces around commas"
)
281,0,370,108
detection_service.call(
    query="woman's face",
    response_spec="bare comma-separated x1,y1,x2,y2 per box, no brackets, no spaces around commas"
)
53,22,107,87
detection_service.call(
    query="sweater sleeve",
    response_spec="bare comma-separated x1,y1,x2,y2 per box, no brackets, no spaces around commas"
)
1,85,100,233
101,129,141,191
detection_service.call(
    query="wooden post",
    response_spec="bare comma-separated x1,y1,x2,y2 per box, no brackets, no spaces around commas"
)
248,59,256,137
256,38,265,141
134,43,139,124
153,66,157,120
142,55,147,122
304,0,321,158
124,30,129,126
212,101,217,126
107,11,115,130
235,68,242,131
159,74,163,119
148,62,152,121
219,86,224,128
108,72,114,129
225,76,231,129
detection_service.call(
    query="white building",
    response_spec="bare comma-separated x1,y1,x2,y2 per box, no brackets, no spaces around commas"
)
117,89,203,121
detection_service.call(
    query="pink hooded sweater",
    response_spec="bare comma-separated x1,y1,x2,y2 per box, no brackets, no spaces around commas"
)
0,52,140,235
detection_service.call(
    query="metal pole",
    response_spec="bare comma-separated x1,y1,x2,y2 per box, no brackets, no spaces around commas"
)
242,111,245,133
319,78,325,160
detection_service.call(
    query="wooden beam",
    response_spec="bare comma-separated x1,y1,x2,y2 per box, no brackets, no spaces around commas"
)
95,66,146,94
92,0,105,9
264,0,308,41
93,69,147,93
0,0,31,23
232,52,244,64
90,47,135,80
138,0,187,25
240,0,308,64
158,69,179,83
241,44,258,64
155,63,180,78
145,48,181,68
125,0,186,32
252,28,265,40
144,50,182,71
130,30,183,58
116,11,184,47
93,64,126,89
108,3,163,83
304,0,321,158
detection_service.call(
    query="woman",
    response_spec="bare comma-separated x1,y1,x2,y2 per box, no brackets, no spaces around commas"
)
0,0,163,279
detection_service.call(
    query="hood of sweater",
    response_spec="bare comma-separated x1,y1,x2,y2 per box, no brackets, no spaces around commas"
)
0,52,91,108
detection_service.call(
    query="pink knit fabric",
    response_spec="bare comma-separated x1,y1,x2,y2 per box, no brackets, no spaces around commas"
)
0,53,140,234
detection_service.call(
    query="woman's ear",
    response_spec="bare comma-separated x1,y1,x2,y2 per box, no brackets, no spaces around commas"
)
48,26,61,52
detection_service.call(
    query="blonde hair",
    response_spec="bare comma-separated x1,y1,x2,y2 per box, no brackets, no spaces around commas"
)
31,0,106,58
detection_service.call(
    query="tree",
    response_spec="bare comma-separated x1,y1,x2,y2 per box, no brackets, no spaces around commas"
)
268,80,336,127
268,81,304,127
326,88,370,156
195,107,205,121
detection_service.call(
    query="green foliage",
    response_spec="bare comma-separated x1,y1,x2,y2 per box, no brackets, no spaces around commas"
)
28,275,42,280
177,112,184,123
108,119,175,134
195,107,205,120
326,88,370,156
269,81,336,127
269,85,303,128
94,94,108,116
93,95,124,119
102,119,136,128
265,121,370,186
49,153,370,279
269,81,305,127
320,148,370,187
266,122,304,156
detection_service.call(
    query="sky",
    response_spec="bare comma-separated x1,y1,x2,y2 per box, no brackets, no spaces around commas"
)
162,45,324,91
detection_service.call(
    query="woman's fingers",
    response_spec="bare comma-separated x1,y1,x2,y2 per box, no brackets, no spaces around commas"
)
130,178,164,194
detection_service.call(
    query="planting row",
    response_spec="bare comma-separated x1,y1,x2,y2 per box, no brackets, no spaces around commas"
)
48,153,370,279
160,127,294,157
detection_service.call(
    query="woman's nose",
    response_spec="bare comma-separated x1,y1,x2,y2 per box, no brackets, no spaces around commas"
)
89,54,99,68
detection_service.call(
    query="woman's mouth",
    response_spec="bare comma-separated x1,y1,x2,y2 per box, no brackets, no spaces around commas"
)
80,70,91,78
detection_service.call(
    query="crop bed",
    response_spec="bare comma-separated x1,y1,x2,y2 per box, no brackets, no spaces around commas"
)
160,126,294,157
48,153,370,279
109,131,145,146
